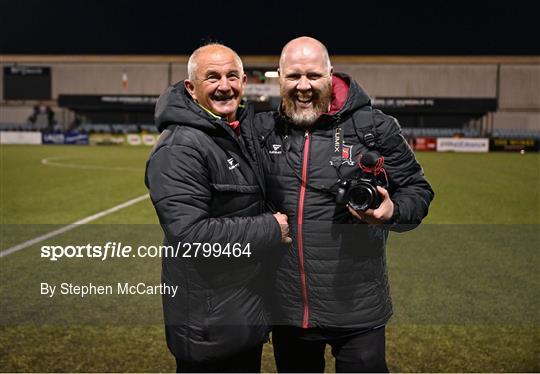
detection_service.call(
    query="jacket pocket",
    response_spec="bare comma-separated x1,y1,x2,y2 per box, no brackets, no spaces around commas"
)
208,184,263,217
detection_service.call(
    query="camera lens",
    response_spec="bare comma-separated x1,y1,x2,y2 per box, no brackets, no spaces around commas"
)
348,182,377,211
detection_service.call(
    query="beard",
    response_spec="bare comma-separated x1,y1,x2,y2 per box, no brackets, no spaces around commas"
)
281,81,332,128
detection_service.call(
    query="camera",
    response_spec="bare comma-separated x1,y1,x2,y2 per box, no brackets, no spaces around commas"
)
335,151,389,211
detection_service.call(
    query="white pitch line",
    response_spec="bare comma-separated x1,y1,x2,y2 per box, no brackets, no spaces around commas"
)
41,156,141,171
0,193,150,258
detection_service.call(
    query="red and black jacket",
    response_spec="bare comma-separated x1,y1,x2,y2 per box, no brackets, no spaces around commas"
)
252,73,434,330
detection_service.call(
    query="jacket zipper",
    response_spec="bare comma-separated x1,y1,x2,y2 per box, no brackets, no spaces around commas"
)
297,130,310,328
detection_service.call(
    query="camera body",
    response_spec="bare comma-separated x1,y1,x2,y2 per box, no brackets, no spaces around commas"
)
335,152,389,212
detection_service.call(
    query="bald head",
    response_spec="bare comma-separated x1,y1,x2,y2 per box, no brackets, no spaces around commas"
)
278,37,333,127
187,43,244,82
279,36,332,73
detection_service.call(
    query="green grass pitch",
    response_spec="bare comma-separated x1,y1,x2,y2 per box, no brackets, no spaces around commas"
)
0,145,538,372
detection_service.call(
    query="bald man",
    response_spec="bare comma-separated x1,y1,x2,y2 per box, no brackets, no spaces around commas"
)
145,43,289,372
253,37,434,372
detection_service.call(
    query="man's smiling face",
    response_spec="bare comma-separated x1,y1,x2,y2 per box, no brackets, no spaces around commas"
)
279,41,333,128
185,46,246,122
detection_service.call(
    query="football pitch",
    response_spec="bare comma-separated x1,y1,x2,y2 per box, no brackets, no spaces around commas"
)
0,145,539,372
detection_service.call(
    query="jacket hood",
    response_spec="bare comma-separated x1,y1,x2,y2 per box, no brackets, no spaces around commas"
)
155,81,244,133
329,72,372,116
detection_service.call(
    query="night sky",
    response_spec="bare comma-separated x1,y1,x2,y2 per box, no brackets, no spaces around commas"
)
1,0,539,55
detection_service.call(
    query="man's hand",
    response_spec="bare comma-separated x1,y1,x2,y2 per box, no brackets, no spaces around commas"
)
347,186,394,225
273,212,293,244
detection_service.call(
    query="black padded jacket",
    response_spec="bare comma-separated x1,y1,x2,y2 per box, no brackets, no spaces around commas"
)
252,73,434,330
145,82,281,362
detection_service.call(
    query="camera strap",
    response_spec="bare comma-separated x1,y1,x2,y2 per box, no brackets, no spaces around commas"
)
328,108,380,183
330,108,378,169
329,125,350,182
330,125,344,167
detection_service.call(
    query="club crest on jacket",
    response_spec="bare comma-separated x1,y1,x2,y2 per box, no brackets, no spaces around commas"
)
342,144,354,165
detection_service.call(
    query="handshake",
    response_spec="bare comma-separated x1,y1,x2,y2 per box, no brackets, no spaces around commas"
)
273,212,292,244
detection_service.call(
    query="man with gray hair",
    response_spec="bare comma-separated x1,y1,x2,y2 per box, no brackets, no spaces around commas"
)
145,43,289,372
253,36,434,372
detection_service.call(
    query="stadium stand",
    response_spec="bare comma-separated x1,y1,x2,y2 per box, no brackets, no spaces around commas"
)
401,127,483,138
2,122,538,139
492,128,540,140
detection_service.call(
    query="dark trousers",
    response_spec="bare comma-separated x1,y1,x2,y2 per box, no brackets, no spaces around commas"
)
175,344,263,373
273,326,388,373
